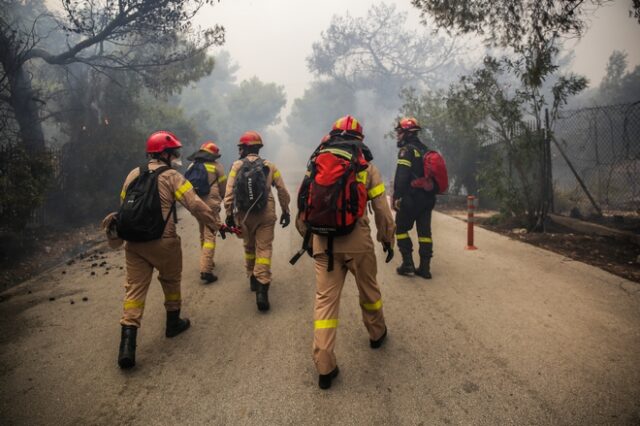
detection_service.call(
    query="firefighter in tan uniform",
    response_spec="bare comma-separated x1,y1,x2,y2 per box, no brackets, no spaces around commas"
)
295,116,396,389
109,131,222,370
186,141,227,283
224,131,291,312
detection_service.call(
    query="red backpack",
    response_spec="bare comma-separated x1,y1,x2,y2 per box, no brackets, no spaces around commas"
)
291,143,368,270
411,150,448,194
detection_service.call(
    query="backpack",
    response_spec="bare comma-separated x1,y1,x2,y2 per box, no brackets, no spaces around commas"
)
185,161,213,196
233,158,269,213
291,143,368,271
116,165,176,242
411,150,449,194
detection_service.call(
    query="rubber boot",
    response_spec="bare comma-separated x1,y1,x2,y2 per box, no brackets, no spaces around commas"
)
396,252,416,276
256,283,270,311
318,366,340,390
201,272,218,284
370,326,388,349
118,325,137,369
415,258,432,279
165,310,191,338
250,275,259,292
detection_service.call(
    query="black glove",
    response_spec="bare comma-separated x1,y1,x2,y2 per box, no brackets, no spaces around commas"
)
218,224,228,240
382,242,394,263
279,211,290,228
225,215,235,228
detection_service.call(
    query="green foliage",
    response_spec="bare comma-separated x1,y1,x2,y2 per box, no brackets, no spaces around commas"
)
0,146,51,230
399,88,490,194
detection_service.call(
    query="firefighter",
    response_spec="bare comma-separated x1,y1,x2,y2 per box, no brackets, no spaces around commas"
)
299,115,396,389
113,131,221,369
393,117,436,279
186,141,227,283
223,131,291,312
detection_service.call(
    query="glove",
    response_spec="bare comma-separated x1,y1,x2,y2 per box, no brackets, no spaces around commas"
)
382,242,394,263
280,212,290,228
218,223,228,240
225,215,235,228
393,198,402,212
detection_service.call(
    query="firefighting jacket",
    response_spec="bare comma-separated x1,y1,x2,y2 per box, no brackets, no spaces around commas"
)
393,139,431,201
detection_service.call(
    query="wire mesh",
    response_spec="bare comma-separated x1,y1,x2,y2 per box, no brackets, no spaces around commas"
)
552,102,640,217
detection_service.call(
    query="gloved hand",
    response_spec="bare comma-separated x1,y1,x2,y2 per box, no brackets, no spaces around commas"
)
382,242,394,263
225,215,236,228
392,198,402,212
280,211,291,228
218,223,228,239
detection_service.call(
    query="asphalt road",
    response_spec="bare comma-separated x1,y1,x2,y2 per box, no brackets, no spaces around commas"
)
1,210,639,425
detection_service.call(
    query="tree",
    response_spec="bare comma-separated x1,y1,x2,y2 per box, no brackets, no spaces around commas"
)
308,2,462,105
411,0,611,52
0,0,224,153
175,51,287,156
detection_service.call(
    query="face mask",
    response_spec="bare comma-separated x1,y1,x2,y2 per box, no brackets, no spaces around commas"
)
171,158,183,167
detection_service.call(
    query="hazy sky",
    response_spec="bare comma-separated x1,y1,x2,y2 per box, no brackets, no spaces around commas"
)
196,0,640,108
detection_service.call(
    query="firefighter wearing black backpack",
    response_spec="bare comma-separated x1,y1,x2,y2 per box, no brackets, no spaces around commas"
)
223,130,291,312
294,115,396,390
393,117,437,279
185,141,227,284
112,130,222,370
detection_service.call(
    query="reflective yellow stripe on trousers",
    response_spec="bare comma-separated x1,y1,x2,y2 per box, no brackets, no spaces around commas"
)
124,300,144,310
396,233,410,240
165,293,181,302
418,237,432,243
245,253,256,260
315,319,339,329
361,299,382,311
202,241,215,249
256,257,271,266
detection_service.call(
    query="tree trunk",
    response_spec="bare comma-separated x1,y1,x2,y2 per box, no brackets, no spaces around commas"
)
6,64,46,152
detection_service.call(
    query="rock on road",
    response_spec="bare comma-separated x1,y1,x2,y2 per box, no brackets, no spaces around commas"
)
1,210,639,425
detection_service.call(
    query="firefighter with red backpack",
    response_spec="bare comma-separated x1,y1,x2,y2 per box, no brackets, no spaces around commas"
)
393,117,448,279
185,141,227,284
223,131,291,312
293,115,396,389
104,131,227,370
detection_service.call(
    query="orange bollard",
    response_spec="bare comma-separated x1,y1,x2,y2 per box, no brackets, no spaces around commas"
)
465,195,478,250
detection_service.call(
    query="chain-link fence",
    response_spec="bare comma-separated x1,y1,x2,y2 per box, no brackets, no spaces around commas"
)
552,102,640,217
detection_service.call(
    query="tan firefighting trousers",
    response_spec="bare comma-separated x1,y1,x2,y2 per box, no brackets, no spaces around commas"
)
120,237,182,328
238,209,276,285
199,204,221,274
312,251,387,375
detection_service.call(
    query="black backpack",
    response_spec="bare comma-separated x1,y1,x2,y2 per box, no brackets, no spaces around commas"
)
116,165,176,242
185,161,212,196
233,158,268,213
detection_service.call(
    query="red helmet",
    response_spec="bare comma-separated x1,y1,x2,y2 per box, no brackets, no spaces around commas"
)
396,117,421,132
200,141,220,155
330,115,363,139
238,131,263,146
146,131,182,153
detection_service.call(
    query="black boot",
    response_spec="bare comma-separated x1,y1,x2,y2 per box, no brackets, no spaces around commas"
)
370,326,388,349
256,283,270,311
118,325,137,369
201,272,218,284
165,310,191,338
396,252,415,276
416,258,432,279
250,275,259,292
318,366,340,390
